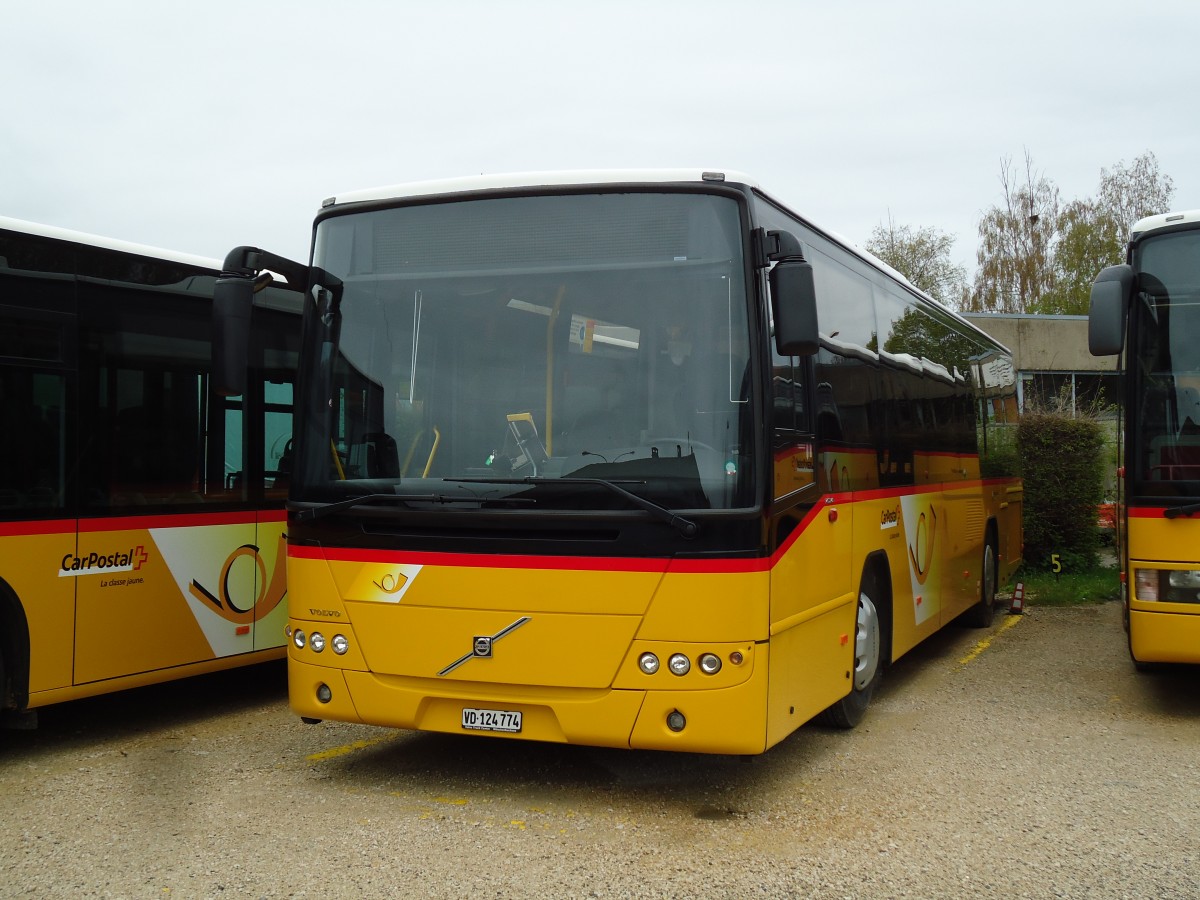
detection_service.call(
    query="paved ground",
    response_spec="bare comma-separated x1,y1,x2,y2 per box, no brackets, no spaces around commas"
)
1,599,1198,898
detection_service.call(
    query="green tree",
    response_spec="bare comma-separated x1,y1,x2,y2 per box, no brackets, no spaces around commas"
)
1049,198,1112,315
1052,152,1175,313
864,215,967,308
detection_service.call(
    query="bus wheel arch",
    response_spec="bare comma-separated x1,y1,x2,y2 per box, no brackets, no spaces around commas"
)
0,579,32,714
818,554,890,729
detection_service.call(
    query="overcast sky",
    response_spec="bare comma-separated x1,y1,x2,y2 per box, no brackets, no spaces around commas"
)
4,0,1196,278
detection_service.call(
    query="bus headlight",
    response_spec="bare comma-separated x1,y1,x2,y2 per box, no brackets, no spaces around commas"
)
698,653,722,675
668,653,691,676
310,632,326,653
638,652,660,674
331,634,349,655
1167,570,1200,589
292,630,307,649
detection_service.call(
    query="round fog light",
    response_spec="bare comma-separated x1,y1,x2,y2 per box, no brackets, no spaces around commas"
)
668,653,691,676
332,634,349,655
316,683,332,704
310,632,326,653
292,630,306,650
638,652,660,674
698,653,722,675
666,710,686,732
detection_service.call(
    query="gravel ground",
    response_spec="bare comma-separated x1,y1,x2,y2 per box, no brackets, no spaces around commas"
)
2,599,1198,899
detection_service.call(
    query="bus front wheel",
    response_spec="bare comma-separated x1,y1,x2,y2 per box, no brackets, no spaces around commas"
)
818,576,882,728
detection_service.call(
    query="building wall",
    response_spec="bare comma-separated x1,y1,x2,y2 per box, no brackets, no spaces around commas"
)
962,313,1118,374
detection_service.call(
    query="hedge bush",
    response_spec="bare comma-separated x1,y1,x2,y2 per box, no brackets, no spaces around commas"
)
1017,411,1106,572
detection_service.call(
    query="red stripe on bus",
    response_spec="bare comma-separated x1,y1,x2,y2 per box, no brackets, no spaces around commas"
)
0,519,77,538
1128,506,1190,518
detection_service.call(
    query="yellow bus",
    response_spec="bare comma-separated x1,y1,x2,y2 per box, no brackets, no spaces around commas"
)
0,217,299,727
214,170,1022,753
1090,208,1200,668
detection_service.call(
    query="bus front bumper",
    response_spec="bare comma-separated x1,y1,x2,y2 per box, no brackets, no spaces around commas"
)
288,653,772,755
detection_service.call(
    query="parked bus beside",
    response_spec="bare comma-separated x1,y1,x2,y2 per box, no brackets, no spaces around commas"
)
0,217,299,726
1090,208,1200,667
214,170,1022,753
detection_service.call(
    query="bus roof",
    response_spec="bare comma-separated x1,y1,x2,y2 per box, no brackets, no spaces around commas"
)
1131,209,1200,238
0,214,221,271
321,169,761,209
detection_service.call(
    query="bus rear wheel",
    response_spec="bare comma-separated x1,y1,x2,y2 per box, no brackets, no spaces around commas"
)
963,538,998,628
818,577,882,728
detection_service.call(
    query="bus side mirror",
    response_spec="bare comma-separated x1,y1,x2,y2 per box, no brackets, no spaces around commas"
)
212,274,255,397
1088,264,1133,356
770,257,819,356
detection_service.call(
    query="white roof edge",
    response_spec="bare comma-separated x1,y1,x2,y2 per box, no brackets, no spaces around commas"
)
1131,209,1200,236
0,214,221,271
324,169,760,208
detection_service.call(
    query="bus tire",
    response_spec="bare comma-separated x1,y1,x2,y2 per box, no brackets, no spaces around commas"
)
0,638,7,712
963,534,998,628
818,573,882,729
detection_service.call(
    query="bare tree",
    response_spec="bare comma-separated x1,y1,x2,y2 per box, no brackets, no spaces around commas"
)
968,151,1061,313
1095,151,1175,249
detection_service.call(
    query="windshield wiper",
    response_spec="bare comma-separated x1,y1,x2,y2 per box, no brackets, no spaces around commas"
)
450,477,699,538
290,492,533,522
1164,501,1200,519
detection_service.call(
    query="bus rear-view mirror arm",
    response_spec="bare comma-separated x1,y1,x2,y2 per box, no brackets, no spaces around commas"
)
212,246,308,397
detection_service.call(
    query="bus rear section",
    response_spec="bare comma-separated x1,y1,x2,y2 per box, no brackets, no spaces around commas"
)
0,216,299,721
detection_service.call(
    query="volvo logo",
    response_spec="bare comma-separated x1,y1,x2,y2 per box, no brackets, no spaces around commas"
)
438,617,531,676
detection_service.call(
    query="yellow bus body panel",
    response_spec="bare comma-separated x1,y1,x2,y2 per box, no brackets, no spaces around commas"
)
289,552,773,753
1127,511,1200,664
5,514,288,709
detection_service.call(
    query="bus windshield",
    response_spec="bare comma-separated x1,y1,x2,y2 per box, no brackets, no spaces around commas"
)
1132,229,1200,495
296,191,754,512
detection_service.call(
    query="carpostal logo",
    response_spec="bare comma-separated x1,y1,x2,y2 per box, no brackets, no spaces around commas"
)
60,546,149,578
880,506,901,530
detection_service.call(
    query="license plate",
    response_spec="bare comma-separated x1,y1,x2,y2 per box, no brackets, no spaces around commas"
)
461,707,522,733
